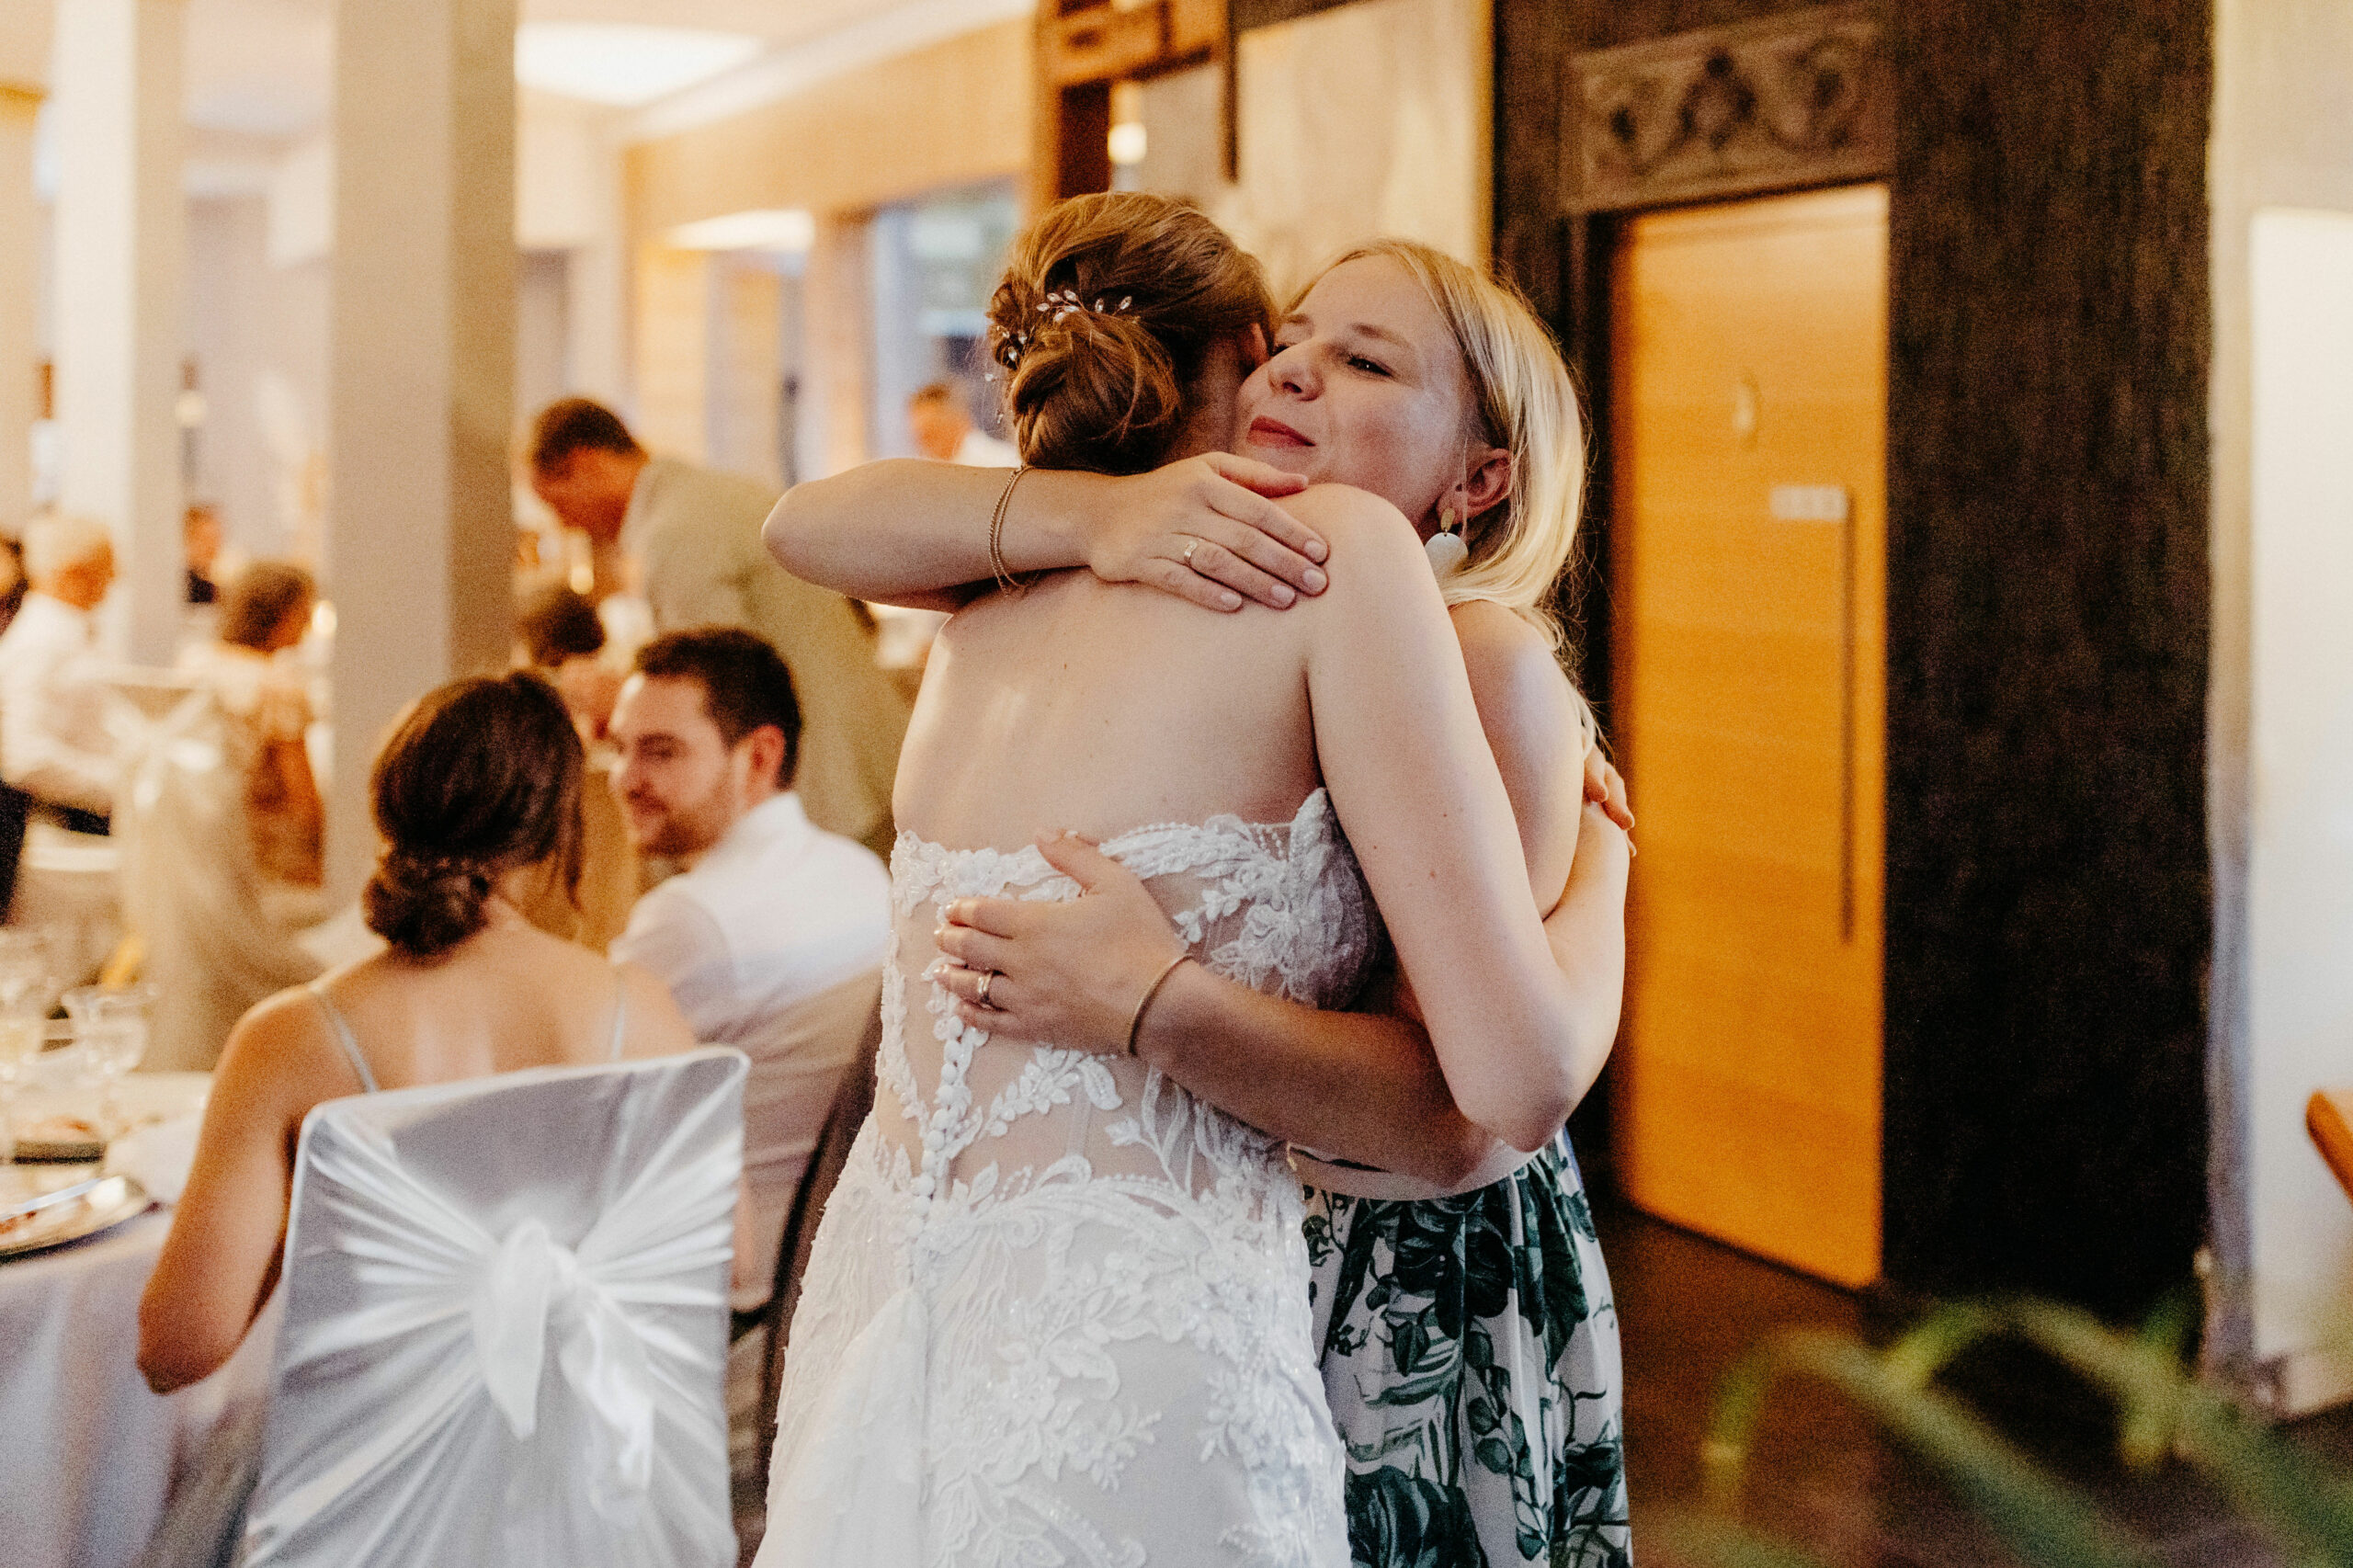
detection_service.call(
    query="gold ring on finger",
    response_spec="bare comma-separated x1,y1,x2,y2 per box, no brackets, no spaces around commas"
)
976,969,995,1007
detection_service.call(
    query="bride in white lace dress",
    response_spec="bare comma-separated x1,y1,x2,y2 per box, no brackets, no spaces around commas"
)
754,196,1584,1568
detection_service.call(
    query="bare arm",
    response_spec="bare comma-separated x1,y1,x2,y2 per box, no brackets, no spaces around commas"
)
763,455,1330,612
138,993,353,1392
939,790,1626,1183
935,553,1630,1176
1296,491,1592,1150
941,488,1593,1154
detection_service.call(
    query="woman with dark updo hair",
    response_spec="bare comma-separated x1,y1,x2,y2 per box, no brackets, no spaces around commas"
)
139,671,696,1404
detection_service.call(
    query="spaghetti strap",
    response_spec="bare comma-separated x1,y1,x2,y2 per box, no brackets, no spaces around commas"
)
607,965,628,1062
306,981,379,1094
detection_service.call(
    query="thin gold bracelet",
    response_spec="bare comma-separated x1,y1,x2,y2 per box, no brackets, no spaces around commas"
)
988,465,1041,596
1126,954,1190,1059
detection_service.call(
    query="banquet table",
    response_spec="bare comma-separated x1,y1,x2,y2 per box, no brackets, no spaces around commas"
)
0,1072,218,1568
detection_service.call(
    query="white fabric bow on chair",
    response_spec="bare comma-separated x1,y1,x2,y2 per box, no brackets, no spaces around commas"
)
240,1048,747,1568
474,1218,657,1501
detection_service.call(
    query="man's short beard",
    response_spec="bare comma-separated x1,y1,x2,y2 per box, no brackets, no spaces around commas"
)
629,800,724,860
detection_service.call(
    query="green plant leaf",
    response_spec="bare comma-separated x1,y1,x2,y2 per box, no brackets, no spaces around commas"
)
1707,1329,2165,1568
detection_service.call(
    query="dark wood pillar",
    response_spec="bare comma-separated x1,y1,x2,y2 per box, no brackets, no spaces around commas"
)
1877,0,2211,1314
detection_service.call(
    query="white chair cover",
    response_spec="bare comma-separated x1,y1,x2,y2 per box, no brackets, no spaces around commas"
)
239,1047,747,1568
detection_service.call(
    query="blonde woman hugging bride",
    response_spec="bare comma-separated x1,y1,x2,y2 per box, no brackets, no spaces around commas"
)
756,193,1632,1568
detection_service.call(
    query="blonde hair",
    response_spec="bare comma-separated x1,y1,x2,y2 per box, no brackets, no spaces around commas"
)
986,193,1276,475
1298,241,1586,651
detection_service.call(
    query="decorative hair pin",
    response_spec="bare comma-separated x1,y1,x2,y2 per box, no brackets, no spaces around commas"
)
995,290,1136,374
1041,289,1133,324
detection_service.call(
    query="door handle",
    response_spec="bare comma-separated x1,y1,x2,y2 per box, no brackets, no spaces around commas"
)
1838,492,1856,945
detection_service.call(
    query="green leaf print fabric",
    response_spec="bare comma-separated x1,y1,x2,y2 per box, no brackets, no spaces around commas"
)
1305,1141,1631,1568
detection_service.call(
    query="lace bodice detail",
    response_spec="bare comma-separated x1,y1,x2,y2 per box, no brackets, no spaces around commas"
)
763,790,1368,1568
874,788,1380,1211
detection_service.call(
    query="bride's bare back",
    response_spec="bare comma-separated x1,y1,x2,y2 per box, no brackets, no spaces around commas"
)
891,483,1573,1152
898,553,1320,851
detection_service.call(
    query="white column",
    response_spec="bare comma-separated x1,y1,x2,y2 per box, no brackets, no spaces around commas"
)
51,0,185,664
323,0,517,901
0,86,39,541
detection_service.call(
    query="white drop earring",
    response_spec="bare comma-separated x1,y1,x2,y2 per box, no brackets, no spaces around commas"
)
1426,506,1468,578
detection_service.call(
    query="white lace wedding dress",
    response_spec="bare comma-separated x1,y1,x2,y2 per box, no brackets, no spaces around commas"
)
756,789,1378,1568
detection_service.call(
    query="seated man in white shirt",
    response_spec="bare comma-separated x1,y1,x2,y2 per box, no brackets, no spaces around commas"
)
607,627,889,1308
0,514,119,837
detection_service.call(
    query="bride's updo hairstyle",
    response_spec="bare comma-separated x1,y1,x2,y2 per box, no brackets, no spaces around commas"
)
1303,241,1587,652
986,193,1275,474
361,671,585,960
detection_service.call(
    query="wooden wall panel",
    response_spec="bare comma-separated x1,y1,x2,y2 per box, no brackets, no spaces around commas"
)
632,247,710,463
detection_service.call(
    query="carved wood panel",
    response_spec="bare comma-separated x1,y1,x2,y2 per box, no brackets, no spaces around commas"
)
1565,2,1891,213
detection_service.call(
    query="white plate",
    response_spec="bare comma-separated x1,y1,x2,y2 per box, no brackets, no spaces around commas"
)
0,1175,151,1258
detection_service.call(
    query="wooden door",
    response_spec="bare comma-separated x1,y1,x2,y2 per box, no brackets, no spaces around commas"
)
1610,184,1887,1287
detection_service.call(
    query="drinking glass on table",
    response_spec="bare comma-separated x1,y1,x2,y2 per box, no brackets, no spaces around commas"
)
0,931,57,1162
63,983,158,1140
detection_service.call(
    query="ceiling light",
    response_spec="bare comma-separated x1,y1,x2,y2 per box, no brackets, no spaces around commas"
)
1108,121,1147,166
666,209,818,253
515,24,765,108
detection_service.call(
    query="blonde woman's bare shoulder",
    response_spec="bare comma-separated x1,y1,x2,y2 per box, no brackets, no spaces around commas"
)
1280,483,1415,550
1449,601,1574,723
1279,484,1439,606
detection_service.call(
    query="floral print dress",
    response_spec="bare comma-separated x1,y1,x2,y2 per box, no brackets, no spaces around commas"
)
1304,1138,1631,1568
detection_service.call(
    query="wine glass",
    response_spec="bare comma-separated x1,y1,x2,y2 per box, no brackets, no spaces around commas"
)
0,932,56,1163
63,983,157,1141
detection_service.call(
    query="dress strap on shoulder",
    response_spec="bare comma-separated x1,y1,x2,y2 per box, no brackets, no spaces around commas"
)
607,965,628,1062
306,980,379,1094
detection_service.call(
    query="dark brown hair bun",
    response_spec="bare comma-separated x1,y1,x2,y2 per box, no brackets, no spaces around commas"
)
986,194,1274,476
360,672,585,960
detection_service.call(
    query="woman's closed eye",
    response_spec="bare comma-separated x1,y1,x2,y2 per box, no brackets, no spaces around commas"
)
1345,353,1392,377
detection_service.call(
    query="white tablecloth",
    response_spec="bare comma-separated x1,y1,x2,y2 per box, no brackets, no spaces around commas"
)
0,1073,216,1568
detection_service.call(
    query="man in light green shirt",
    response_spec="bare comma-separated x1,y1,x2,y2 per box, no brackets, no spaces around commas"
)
528,399,908,858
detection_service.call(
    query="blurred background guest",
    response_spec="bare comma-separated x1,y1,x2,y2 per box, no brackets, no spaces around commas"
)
906,379,1017,467
0,535,27,636
514,577,622,744
127,561,329,1070
874,380,1017,682
509,578,639,950
182,562,324,898
607,628,885,1306
0,514,120,838
183,503,225,608
525,397,909,858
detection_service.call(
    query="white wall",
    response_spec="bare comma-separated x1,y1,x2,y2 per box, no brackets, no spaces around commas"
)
2209,0,2353,1415
2245,207,2353,1404
183,187,330,565
187,194,270,549
517,92,625,405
